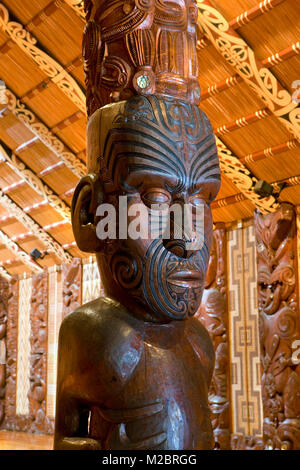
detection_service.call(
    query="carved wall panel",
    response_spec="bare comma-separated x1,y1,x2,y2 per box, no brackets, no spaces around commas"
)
196,223,230,449
46,267,63,419
228,223,263,441
3,276,18,430
29,271,53,434
16,277,32,417
62,258,82,319
254,203,300,450
0,278,8,427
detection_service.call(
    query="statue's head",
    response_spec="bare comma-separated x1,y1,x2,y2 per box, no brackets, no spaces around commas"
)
72,95,220,322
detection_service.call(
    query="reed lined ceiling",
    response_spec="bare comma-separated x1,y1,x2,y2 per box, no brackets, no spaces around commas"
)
0,0,299,276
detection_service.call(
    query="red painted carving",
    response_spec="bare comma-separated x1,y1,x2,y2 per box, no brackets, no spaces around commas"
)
196,223,230,449
62,258,82,319
82,0,201,116
254,203,300,450
0,278,9,426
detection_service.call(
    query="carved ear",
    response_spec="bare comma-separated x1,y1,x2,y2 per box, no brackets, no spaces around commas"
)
72,174,104,253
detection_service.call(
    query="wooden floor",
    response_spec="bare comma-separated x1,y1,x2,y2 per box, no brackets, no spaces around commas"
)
0,430,53,450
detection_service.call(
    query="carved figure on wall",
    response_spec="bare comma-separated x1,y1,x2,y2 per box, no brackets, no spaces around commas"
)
0,278,8,426
62,259,82,319
254,203,300,450
196,223,230,449
54,0,221,450
29,272,53,434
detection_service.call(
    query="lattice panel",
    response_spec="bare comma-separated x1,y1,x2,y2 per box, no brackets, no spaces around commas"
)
46,267,63,418
16,277,32,416
228,224,263,438
82,257,103,304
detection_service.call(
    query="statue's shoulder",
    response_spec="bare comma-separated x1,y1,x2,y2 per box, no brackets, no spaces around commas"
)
58,297,145,391
184,317,215,385
60,296,144,346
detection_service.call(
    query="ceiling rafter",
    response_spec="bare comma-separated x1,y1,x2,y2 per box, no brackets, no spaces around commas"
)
197,0,300,141
202,40,300,101
212,173,300,210
64,0,85,21
4,87,86,179
241,139,300,165
0,226,43,273
0,141,72,224
214,108,271,136
228,0,288,30
0,2,86,113
0,190,73,264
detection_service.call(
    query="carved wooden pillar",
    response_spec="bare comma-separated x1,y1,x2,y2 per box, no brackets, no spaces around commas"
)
254,203,300,450
0,278,9,427
4,276,18,429
196,223,230,449
62,258,82,319
29,270,53,434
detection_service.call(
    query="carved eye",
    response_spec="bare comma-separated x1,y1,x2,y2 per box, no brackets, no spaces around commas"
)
142,190,171,208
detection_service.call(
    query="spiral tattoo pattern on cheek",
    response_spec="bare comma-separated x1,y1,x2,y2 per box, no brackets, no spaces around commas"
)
142,239,209,320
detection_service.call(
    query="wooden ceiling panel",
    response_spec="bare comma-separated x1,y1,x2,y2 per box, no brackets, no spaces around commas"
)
221,115,292,158
27,205,65,226
55,116,87,154
42,165,78,195
271,55,300,95
212,200,256,223
0,163,21,188
2,0,53,25
201,82,263,129
22,82,81,128
198,45,237,89
0,44,46,96
236,0,300,61
0,113,35,149
49,225,75,246
212,0,259,22
17,142,59,174
215,174,240,201
30,4,84,67
8,185,44,209
279,186,300,206
0,218,32,238
247,149,300,183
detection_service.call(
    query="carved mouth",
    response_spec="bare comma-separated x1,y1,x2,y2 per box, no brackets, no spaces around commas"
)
167,270,202,288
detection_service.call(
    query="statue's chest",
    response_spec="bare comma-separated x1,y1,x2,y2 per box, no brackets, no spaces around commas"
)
95,323,212,449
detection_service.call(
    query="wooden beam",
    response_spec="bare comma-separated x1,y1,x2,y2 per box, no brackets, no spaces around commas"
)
197,0,300,141
228,0,288,30
215,108,271,136
0,190,73,264
0,3,86,113
0,141,72,224
201,41,300,101
0,227,43,273
0,264,11,280
241,139,300,165
4,87,86,178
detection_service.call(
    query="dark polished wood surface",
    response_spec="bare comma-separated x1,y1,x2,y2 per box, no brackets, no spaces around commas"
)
54,0,221,450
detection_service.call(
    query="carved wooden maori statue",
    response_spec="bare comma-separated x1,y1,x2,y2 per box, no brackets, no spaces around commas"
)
196,223,230,449
0,278,8,427
254,203,300,450
62,258,82,319
54,0,221,450
29,271,53,434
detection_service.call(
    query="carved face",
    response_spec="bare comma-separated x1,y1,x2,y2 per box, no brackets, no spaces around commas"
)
84,96,220,321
